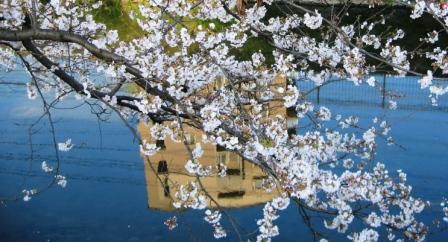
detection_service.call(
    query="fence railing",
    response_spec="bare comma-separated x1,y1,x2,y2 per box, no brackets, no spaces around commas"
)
296,74,448,111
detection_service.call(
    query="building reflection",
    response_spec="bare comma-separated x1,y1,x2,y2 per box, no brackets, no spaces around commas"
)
137,76,297,210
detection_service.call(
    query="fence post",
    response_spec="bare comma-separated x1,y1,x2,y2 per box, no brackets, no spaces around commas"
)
382,74,386,108
317,86,320,104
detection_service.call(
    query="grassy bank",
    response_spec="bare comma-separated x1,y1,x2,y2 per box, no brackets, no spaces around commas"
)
93,1,447,75
92,0,144,41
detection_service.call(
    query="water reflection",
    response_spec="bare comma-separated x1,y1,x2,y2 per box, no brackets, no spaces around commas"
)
138,122,279,210
1,74,448,241
136,76,302,210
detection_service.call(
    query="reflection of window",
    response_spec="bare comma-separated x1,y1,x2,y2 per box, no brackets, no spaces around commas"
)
226,169,241,176
262,103,270,117
184,133,196,145
157,160,168,174
253,179,263,190
213,77,226,90
287,128,296,136
217,152,227,165
163,177,170,197
253,175,268,180
156,140,166,150
286,107,296,117
216,144,226,152
252,176,268,190
218,190,245,198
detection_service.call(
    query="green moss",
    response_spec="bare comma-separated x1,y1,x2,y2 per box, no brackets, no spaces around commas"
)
122,83,143,94
99,0,122,18
92,0,144,41
260,137,274,147
91,2,447,75
91,2,276,67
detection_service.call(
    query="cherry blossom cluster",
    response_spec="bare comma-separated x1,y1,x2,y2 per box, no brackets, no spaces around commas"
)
164,216,178,230
204,210,227,239
58,138,73,152
172,181,208,210
441,198,448,223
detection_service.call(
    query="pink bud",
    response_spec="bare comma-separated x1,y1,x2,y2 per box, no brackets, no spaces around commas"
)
441,2,448,10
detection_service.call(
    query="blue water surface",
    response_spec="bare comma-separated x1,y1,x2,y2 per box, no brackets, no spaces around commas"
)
0,71,447,241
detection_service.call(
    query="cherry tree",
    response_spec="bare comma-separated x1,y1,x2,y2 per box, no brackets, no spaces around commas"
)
1,0,448,241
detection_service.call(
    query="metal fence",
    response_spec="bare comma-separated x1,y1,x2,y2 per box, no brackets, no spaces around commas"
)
296,74,448,112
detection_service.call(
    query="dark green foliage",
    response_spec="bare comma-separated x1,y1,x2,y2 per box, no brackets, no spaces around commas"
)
96,0,122,19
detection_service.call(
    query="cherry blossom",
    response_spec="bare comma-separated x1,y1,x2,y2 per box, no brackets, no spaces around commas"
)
0,0,447,240
58,138,73,152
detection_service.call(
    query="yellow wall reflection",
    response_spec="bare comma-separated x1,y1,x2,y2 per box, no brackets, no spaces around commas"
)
137,75,297,211
138,122,279,210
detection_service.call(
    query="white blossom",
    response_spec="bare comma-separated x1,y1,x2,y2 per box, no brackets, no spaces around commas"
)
418,71,433,89
41,161,53,173
55,175,67,188
366,76,376,87
26,83,37,100
271,196,290,210
22,189,36,202
348,228,379,242
58,139,74,152
411,1,426,19
140,140,160,156
303,11,323,29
